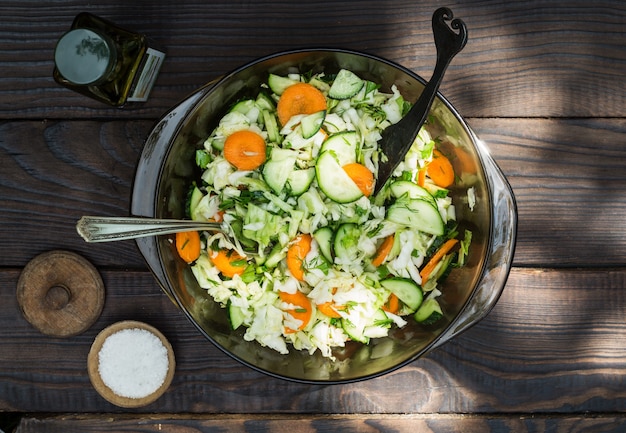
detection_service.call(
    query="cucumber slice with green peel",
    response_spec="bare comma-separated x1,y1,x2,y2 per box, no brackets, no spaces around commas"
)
313,226,334,263
256,91,275,110
380,278,423,312
263,148,297,194
187,185,204,220
341,318,369,344
287,168,315,196
229,99,256,114
386,197,445,236
333,223,361,262
315,150,363,203
262,110,281,144
228,301,246,330
268,73,299,95
328,69,365,100
389,180,436,205
264,242,287,268
300,110,326,139
320,131,359,166
414,298,443,325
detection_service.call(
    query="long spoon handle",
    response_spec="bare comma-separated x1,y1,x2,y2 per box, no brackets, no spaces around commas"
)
374,8,467,194
76,216,223,243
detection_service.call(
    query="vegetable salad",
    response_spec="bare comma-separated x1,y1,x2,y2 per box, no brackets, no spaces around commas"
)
180,68,472,359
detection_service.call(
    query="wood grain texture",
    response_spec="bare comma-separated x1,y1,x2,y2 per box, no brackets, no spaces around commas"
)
1,0,626,427
0,0,624,118
2,268,625,414
12,414,626,433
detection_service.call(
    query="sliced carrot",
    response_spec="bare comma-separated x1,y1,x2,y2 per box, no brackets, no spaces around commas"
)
175,231,201,263
223,130,267,171
209,249,247,278
454,147,477,175
427,149,455,188
276,83,327,126
371,235,395,267
279,290,312,333
420,238,459,285
286,234,312,281
342,162,374,197
417,167,427,187
317,301,344,319
211,210,225,223
382,293,400,314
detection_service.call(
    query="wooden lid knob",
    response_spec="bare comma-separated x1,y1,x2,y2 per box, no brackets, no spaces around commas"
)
17,250,105,337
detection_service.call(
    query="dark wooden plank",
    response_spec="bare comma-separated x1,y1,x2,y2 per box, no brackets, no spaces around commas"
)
473,117,626,267
0,0,624,118
0,119,153,268
2,118,625,268
2,267,626,413
13,413,626,433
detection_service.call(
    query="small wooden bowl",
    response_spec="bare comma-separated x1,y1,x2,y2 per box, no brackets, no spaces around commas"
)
87,320,175,408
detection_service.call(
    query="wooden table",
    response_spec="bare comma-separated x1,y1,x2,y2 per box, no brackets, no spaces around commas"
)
1,1,625,431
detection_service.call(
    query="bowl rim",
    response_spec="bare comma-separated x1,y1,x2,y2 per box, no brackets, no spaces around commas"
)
131,47,517,384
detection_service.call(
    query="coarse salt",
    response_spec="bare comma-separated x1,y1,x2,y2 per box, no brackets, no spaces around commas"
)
98,328,169,399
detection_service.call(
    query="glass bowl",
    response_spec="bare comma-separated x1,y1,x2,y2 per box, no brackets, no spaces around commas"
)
131,49,517,383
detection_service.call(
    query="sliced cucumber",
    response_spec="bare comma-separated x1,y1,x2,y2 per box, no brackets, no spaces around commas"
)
328,69,365,100
229,99,256,114
263,148,297,194
386,197,444,236
264,242,287,268
389,180,435,205
287,168,315,196
228,300,246,330
372,308,392,327
187,185,204,220
256,91,275,110
380,278,423,312
414,298,443,325
300,110,326,139
313,226,334,263
333,223,361,262
341,318,369,344
315,150,363,203
268,73,298,95
320,131,358,166
262,110,281,143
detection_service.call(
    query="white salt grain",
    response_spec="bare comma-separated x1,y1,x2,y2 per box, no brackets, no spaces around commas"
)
98,328,169,399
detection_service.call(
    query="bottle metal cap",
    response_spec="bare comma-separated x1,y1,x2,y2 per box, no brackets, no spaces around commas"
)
54,28,115,85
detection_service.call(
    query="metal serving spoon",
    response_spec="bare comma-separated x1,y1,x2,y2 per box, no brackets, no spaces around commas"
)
373,7,468,195
76,216,223,243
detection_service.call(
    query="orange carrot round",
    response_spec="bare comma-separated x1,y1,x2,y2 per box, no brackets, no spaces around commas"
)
279,290,312,332
342,162,374,197
276,83,327,126
420,238,459,284
316,301,344,319
427,149,455,188
371,235,395,267
286,234,312,281
175,231,201,263
209,249,247,278
223,130,267,171
382,293,400,314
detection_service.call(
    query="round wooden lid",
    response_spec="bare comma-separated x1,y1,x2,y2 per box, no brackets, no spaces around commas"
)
87,320,176,408
16,250,105,337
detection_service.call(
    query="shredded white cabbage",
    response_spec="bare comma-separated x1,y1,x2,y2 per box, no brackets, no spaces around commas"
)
186,69,471,358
